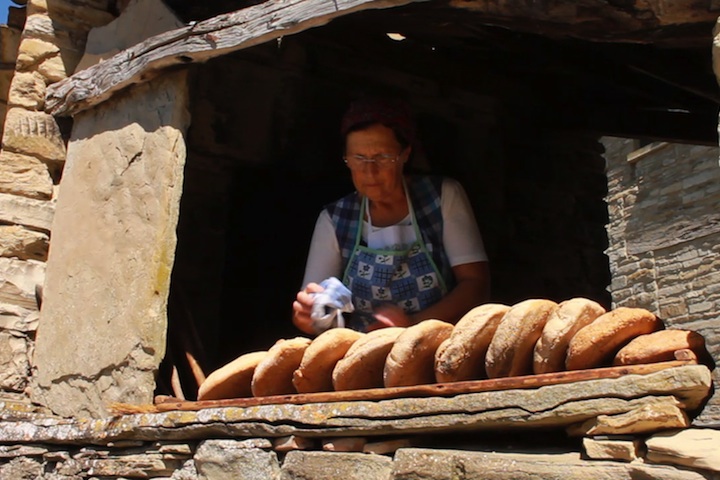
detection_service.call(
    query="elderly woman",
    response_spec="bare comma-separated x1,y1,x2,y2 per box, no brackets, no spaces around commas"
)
293,97,490,334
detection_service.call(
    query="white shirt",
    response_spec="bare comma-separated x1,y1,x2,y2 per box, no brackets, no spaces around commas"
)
301,177,488,288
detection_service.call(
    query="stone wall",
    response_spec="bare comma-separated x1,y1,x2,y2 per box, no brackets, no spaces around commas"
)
1,437,719,479
602,137,720,425
0,4,22,136
0,0,115,402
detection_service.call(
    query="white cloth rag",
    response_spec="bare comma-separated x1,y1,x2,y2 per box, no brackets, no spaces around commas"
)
310,277,354,333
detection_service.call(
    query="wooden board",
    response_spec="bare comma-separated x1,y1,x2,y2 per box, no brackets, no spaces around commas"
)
115,360,695,414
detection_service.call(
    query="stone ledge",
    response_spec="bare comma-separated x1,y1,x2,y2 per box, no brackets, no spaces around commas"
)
0,364,711,445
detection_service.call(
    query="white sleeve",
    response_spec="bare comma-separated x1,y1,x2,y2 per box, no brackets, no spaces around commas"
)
441,177,488,266
301,210,343,288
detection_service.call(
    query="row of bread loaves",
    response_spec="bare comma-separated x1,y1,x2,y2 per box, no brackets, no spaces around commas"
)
198,298,709,400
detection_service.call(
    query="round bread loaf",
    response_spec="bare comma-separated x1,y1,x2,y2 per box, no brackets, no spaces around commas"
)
434,303,511,383
333,327,405,391
533,298,606,374
565,307,663,371
384,320,454,388
485,299,558,378
292,328,364,393
251,337,311,397
613,329,707,366
198,350,268,400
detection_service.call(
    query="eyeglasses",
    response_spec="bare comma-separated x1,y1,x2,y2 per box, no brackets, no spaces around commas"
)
343,153,401,169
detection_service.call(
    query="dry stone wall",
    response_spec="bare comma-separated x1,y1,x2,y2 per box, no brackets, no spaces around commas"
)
0,0,115,402
1,435,719,479
602,137,720,425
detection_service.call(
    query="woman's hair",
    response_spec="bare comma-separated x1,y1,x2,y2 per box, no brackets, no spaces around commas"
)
340,96,416,149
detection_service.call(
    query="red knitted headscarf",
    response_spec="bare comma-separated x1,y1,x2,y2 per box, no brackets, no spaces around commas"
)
340,97,417,148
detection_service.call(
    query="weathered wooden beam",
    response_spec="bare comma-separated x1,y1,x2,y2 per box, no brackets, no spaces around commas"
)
44,0,421,117
447,0,718,45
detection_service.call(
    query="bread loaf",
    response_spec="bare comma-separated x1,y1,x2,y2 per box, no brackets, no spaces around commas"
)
292,328,364,393
434,303,510,382
384,320,454,388
566,307,663,371
533,298,606,374
197,350,268,400
485,299,558,378
333,327,405,391
251,337,311,397
613,329,707,366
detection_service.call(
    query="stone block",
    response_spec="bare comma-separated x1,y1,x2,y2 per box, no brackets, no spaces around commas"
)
280,451,392,480
646,428,720,472
16,37,60,70
31,71,190,418
2,108,66,163
38,51,73,82
0,303,38,332
0,457,43,479
7,70,46,109
687,301,714,314
0,257,44,310
393,448,712,480
582,436,641,462
568,397,689,437
658,301,688,319
195,441,279,480
23,14,85,52
77,452,189,478
0,330,31,391
165,458,197,479
0,444,49,458
0,192,54,232
0,150,53,200
0,225,48,261
28,0,115,29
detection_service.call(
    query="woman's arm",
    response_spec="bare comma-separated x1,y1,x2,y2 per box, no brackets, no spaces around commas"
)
293,211,343,335
293,282,324,335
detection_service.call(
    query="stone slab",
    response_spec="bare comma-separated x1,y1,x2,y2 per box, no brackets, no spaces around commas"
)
31,70,190,418
392,448,717,480
646,428,720,472
0,257,44,311
582,436,641,462
280,451,392,480
194,441,280,480
0,365,711,445
0,150,53,199
0,191,54,232
0,225,48,261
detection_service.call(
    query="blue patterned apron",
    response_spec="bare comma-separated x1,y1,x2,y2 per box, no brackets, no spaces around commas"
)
342,183,447,332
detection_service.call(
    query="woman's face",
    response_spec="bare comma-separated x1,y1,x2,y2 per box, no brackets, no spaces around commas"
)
344,123,410,203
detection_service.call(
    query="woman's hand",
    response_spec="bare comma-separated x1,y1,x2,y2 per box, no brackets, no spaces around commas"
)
292,282,324,335
368,303,414,331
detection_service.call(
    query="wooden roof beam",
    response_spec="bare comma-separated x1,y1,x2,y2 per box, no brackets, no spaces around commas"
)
44,0,421,117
